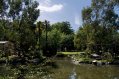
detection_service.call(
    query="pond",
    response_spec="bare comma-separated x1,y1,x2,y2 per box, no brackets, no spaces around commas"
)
0,58,119,79
46,58,119,79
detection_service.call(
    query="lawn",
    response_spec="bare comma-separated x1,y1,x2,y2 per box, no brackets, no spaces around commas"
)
57,52,85,55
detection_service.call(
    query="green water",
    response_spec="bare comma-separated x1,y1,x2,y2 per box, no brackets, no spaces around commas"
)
48,58,119,79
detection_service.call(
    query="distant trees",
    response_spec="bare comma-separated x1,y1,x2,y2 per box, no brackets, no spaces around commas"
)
51,22,74,51
74,0,119,57
60,33,74,51
40,21,74,56
51,22,74,34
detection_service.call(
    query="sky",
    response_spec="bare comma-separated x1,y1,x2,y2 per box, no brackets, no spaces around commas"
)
36,0,91,31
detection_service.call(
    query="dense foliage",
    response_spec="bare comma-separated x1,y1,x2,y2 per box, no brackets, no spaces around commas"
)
1,0,119,78
74,0,119,58
0,0,44,64
41,21,74,57
0,0,119,65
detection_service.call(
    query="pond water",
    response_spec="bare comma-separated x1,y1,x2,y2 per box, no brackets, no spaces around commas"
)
0,58,119,79
47,58,119,79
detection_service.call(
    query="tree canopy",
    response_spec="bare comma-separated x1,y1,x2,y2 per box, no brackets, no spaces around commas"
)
74,0,119,57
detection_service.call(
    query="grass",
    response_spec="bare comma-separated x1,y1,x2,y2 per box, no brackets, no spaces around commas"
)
57,52,84,55
57,52,94,64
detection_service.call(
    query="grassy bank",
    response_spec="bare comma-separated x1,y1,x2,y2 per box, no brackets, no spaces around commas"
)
57,52,114,64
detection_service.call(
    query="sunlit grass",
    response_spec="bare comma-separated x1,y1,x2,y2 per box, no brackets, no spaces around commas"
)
57,52,84,55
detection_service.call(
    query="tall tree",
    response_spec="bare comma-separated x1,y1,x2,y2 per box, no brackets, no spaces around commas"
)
0,0,9,40
41,28,61,57
0,0,41,61
75,0,119,57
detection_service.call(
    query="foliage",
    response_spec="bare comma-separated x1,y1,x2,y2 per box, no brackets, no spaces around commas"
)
51,21,74,35
0,0,44,64
52,22,74,52
74,0,119,58
41,28,61,56
60,34,74,51
40,21,74,56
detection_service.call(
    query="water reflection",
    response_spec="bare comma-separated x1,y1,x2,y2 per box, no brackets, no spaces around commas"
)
1,58,119,79
49,58,119,79
69,68,77,79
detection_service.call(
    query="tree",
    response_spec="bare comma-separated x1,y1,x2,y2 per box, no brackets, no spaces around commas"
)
8,0,40,59
51,21,74,35
0,0,43,63
75,0,119,57
0,1,44,78
0,0,9,40
60,34,74,51
41,28,61,57
40,21,75,56
74,25,95,52
51,22,74,51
